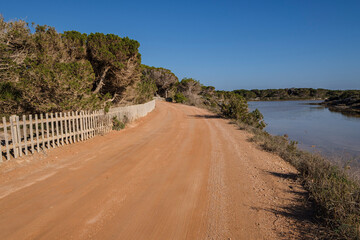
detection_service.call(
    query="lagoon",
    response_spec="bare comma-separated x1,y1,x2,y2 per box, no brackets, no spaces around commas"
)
248,100,360,161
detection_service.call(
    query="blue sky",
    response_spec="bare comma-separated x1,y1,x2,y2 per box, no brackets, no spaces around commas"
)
2,0,360,90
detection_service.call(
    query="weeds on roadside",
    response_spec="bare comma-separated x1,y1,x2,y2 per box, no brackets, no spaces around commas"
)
112,116,125,131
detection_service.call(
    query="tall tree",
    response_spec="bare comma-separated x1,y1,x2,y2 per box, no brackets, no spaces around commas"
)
87,33,141,103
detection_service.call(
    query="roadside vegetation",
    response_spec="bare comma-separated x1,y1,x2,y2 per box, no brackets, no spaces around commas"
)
112,116,126,131
0,16,156,118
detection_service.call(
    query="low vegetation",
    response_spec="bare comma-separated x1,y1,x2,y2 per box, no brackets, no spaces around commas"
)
322,90,360,116
112,116,126,131
238,123,360,239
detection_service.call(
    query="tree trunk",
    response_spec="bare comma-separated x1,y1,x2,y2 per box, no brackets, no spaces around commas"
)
93,66,110,94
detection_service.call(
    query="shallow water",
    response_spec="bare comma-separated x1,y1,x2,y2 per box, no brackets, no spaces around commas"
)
248,100,360,160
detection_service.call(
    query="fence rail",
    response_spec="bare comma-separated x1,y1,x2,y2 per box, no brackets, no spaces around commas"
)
0,100,155,162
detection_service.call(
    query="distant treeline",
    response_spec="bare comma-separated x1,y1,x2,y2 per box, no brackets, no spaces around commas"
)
230,88,349,101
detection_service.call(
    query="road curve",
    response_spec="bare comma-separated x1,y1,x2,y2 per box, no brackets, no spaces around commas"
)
0,101,308,239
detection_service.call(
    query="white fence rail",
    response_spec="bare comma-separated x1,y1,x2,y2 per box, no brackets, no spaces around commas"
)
0,100,156,162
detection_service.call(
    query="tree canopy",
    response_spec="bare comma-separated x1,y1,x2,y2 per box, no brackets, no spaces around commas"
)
0,17,144,116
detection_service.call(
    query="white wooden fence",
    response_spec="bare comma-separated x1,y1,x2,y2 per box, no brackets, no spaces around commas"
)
0,100,156,162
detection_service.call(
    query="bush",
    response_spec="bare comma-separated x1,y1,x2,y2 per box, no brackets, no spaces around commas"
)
220,93,265,129
220,92,248,119
112,116,125,131
174,92,187,103
135,79,157,104
245,109,266,130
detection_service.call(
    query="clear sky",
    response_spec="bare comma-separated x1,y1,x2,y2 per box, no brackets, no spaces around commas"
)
2,0,360,90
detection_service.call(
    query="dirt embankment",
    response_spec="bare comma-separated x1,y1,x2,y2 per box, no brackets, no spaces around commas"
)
0,101,314,239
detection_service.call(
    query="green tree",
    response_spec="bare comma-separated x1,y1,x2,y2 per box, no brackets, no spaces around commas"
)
87,33,141,102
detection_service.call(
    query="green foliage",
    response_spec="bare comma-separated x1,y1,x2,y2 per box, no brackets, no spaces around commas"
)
19,59,98,113
174,92,187,103
175,78,202,105
62,31,88,59
141,65,178,98
220,92,248,120
87,32,141,100
135,79,157,104
0,17,143,117
112,116,125,130
87,33,140,70
0,82,21,101
246,109,266,129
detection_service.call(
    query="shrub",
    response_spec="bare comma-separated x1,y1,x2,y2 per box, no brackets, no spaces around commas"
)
112,116,125,131
174,92,187,103
220,92,248,119
135,79,157,104
220,93,265,129
245,108,266,130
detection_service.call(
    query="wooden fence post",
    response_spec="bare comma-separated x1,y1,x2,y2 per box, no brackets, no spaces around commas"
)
50,113,55,148
15,116,22,157
10,116,16,158
84,111,88,140
35,115,40,152
46,113,50,149
75,111,79,142
70,112,74,144
95,111,98,135
23,115,28,155
81,111,85,141
29,115,35,153
2,117,10,160
89,112,94,138
64,112,68,144
59,112,64,146
78,112,82,141
72,112,76,143
88,112,92,138
71,112,76,143
71,112,74,143
68,112,73,144
40,114,45,150
55,113,60,147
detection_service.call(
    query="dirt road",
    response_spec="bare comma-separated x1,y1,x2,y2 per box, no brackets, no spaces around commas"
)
0,101,310,239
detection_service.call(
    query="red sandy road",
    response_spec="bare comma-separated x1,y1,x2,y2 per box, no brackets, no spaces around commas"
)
0,101,305,239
